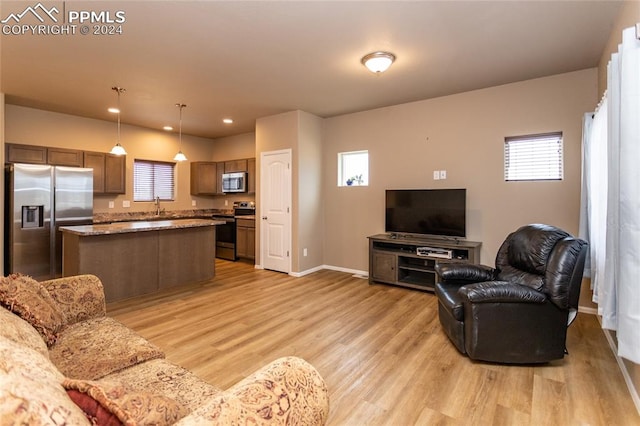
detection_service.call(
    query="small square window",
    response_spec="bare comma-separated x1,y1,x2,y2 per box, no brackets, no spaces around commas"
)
338,150,369,186
504,132,563,181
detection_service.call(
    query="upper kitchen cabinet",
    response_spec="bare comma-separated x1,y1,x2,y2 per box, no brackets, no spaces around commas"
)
6,143,48,164
83,151,126,194
47,147,84,167
224,159,247,173
247,157,256,194
191,162,218,195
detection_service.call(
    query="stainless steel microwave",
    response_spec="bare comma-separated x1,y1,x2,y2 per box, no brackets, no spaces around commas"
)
222,172,247,193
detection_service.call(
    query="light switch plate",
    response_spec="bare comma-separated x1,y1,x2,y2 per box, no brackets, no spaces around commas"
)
122,200,130,208
108,201,115,209
433,170,440,180
440,170,447,179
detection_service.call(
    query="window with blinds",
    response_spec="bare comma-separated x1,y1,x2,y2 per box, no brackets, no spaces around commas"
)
504,132,563,181
133,160,175,201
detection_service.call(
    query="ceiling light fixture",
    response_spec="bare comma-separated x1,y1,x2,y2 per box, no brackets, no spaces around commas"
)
163,126,173,131
223,118,233,124
361,51,396,74
109,87,127,156
173,103,187,162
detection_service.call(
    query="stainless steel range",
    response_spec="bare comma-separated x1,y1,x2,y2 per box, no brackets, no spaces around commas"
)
212,201,255,261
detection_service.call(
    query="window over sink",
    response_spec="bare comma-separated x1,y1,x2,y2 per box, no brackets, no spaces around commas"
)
133,159,175,201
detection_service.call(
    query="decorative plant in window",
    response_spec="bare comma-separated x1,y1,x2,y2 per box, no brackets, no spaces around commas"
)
346,174,364,186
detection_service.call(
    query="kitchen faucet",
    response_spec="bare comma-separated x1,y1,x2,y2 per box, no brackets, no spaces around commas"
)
155,196,161,216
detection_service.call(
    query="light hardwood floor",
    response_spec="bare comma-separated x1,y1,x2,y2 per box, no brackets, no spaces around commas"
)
108,260,639,425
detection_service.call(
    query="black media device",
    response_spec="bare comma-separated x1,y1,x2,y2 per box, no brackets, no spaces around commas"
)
385,188,466,238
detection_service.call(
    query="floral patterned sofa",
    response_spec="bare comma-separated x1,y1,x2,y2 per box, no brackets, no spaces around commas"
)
0,273,329,425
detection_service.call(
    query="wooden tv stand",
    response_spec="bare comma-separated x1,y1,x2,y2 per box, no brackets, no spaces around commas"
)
368,234,482,292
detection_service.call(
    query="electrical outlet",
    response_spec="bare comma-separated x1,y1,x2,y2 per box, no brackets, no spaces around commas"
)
440,170,447,179
192,200,196,207
303,248,308,257
108,201,114,209
225,200,228,206
433,170,440,180
122,200,130,208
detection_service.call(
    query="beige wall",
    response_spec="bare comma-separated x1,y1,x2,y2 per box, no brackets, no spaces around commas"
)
597,2,640,99
4,105,222,213
254,110,324,274
297,111,324,273
322,69,597,274
255,111,299,269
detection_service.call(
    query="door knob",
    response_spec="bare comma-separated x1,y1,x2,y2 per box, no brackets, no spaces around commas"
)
262,216,268,220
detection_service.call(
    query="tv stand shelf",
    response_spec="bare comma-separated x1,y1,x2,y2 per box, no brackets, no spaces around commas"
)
368,234,482,292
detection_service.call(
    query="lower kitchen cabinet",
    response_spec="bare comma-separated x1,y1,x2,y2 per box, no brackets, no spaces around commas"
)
236,218,255,260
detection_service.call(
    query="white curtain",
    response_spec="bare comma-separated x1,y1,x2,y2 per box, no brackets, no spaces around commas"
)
580,26,640,363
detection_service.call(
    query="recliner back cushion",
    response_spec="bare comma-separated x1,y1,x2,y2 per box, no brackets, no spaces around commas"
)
495,225,570,291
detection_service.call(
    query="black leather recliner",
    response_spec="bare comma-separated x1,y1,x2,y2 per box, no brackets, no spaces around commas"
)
434,224,588,364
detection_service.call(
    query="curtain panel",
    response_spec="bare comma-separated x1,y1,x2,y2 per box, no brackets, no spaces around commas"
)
580,26,640,364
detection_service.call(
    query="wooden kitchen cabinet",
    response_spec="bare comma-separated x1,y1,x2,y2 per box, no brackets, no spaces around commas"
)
104,154,126,194
83,152,106,193
84,151,126,194
47,147,84,167
247,157,256,194
216,162,225,194
224,159,248,173
191,162,217,195
236,218,255,260
5,143,47,164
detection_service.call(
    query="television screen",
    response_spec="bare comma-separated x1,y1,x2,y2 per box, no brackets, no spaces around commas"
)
385,189,466,238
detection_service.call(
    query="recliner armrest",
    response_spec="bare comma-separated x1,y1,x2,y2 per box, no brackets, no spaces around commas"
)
459,281,547,304
435,263,496,283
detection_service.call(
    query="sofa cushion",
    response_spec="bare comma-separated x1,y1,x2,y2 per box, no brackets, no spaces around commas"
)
49,317,164,380
0,306,49,358
0,336,90,425
43,274,106,325
64,378,188,426
0,274,64,346
105,358,222,413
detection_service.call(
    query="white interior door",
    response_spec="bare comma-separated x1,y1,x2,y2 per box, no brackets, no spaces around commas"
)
260,149,291,273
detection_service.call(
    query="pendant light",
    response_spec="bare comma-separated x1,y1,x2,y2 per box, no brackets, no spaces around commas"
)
109,87,127,156
173,103,187,162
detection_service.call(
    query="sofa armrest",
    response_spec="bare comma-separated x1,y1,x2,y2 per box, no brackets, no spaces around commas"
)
175,356,329,426
459,281,547,304
41,275,106,326
435,263,496,284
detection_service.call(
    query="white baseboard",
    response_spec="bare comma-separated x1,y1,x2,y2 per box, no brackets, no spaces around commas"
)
290,264,368,278
578,306,598,315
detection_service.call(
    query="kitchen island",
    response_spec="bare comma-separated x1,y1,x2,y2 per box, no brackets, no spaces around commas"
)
60,219,222,302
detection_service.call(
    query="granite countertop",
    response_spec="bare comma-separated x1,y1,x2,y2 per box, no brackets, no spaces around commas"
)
60,218,224,236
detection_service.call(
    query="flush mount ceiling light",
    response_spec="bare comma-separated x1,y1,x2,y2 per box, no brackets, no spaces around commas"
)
173,103,188,162
223,118,233,124
109,87,127,156
361,51,396,74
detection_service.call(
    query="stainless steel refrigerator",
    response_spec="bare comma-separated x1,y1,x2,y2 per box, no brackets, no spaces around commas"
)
4,163,93,280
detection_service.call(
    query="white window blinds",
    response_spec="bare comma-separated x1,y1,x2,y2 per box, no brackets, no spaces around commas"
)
133,160,175,201
504,132,563,181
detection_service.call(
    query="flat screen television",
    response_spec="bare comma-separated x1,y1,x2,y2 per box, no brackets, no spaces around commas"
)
385,189,466,238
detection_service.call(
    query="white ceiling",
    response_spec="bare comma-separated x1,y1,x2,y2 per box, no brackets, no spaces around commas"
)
0,1,622,139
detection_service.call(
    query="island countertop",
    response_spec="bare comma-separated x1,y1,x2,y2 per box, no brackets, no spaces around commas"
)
60,218,224,236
